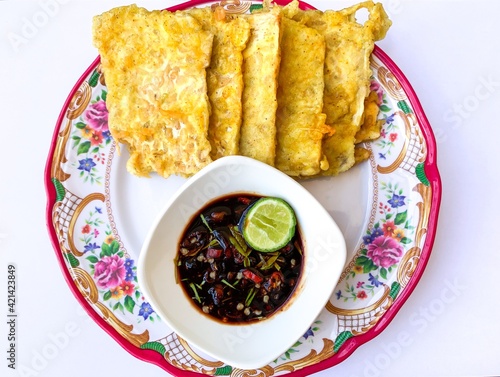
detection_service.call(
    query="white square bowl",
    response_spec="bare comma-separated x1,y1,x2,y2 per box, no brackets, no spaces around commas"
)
137,156,346,369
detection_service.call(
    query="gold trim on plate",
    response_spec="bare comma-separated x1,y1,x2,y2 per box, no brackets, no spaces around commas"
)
72,267,150,347
51,81,92,182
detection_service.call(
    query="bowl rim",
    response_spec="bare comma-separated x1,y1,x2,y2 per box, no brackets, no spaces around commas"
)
137,155,347,369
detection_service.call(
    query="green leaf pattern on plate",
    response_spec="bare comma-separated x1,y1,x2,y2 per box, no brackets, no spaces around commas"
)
50,47,434,374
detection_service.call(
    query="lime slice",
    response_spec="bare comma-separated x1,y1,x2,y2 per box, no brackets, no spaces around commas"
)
241,197,297,253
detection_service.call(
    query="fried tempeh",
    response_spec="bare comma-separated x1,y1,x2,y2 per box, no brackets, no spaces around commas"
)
354,146,371,165
238,6,282,166
188,7,250,160
93,1,391,180
355,90,384,143
275,16,333,177
92,5,214,178
286,1,391,176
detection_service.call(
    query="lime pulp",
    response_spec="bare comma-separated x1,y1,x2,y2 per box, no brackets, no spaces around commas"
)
241,197,297,253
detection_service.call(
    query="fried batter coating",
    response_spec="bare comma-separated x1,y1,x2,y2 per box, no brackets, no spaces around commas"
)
285,1,391,176
238,7,282,166
354,146,371,165
93,1,392,180
355,90,384,143
275,17,333,177
188,7,250,160
93,5,214,178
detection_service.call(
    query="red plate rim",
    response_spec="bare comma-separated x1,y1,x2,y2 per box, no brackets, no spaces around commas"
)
44,1,442,376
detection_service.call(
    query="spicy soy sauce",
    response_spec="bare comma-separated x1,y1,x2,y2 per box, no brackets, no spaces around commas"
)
176,194,303,324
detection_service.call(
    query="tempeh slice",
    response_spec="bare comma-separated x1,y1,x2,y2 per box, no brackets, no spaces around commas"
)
275,16,333,177
286,1,391,176
92,5,214,178
188,7,250,160
238,7,282,166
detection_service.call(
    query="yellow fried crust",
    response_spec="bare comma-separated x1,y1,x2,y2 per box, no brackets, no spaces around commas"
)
355,90,384,143
92,1,391,180
354,146,372,165
188,7,250,160
92,5,214,178
238,7,282,166
285,1,391,176
275,17,333,177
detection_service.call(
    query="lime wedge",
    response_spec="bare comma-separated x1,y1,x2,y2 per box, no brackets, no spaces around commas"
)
241,197,297,253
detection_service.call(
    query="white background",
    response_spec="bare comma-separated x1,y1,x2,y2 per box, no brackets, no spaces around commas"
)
1,0,500,376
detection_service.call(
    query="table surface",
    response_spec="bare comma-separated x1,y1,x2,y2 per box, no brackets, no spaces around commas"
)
1,1,499,376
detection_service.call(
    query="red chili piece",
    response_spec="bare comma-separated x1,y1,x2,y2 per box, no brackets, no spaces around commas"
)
241,269,263,284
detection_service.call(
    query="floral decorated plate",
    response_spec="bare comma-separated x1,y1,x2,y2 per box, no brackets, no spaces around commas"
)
44,1,441,376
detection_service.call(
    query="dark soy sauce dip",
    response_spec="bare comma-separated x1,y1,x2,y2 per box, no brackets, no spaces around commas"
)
176,194,303,324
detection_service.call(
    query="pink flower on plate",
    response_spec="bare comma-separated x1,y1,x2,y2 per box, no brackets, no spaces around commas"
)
370,80,384,104
84,100,108,132
94,255,126,289
367,235,404,268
